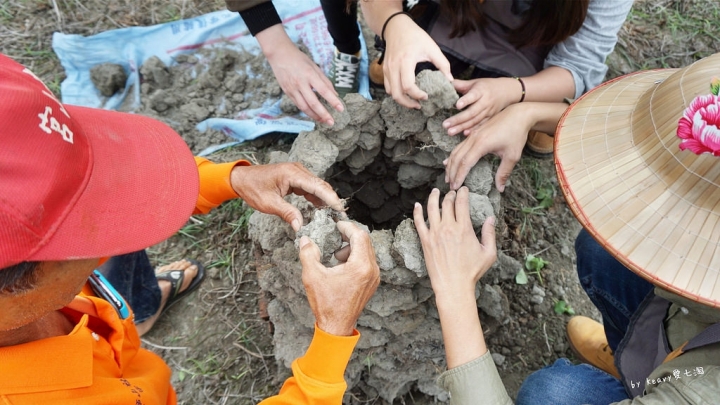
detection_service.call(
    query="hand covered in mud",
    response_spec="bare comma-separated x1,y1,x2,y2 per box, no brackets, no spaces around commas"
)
414,188,497,301
445,103,532,192
299,221,380,336
382,14,453,109
230,162,344,231
442,78,521,136
255,25,343,126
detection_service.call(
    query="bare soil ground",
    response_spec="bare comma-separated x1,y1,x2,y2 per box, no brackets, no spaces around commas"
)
4,0,720,403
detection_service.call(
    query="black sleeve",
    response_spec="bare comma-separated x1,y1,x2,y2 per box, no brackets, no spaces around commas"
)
239,2,283,36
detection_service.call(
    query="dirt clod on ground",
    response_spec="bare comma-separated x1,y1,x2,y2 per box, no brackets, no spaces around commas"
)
90,63,127,97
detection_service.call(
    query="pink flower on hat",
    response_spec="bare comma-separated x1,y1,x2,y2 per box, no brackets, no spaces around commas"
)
677,80,720,156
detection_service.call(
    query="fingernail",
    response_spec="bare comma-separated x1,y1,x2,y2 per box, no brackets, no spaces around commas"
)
457,102,464,109
292,219,301,231
442,121,450,128
488,216,496,226
444,175,449,183
336,104,344,112
498,185,505,193
448,128,456,135
299,235,309,248
414,202,420,208
443,159,448,165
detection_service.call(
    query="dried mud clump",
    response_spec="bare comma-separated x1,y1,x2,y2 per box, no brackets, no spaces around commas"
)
91,49,286,153
90,63,127,97
249,70,512,403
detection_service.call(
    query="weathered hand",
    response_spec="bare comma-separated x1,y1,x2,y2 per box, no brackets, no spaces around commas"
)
299,221,380,336
230,162,344,231
444,103,532,192
443,78,521,136
256,25,343,125
413,188,496,302
382,14,453,109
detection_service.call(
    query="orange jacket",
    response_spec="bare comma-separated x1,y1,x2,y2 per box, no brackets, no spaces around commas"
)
0,158,359,404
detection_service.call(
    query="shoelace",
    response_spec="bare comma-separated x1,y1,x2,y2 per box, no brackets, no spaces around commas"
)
335,56,359,88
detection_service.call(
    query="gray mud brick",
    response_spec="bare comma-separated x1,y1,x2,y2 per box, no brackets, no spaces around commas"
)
427,112,462,153
380,97,426,140
357,311,383,330
397,163,438,189
346,146,381,174
391,141,416,164
358,131,382,150
370,230,396,271
336,144,357,161
90,63,127,97
416,69,459,117
316,99,351,132
267,300,314,368
464,159,494,195
295,209,342,263
365,113,386,134
380,266,418,286
381,305,427,335
327,127,360,151
417,379,450,402
391,219,426,276
468,192,494,231
416,128,433,143
412,147,447,168
366,285,418,317
492,353,506,366
356,327,392,350
248,211,293,251
288,130,339,176
344,93,381,125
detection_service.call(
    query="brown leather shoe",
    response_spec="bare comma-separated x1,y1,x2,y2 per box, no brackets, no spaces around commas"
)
525,130,554,158
566,316,621,379
369,57,384,88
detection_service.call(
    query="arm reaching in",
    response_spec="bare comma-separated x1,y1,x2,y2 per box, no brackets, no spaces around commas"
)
444,68,574,137
444,102,568,192
260,221,380,404
255,25,344,125
413,188,496,368
359,0,453,109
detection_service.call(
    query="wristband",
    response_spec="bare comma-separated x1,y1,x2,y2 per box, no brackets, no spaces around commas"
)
381,11,410,42
514,77,526,103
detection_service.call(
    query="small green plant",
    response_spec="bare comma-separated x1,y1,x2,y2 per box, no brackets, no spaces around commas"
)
535,184,555,209
553,299,576,316
525,254,549,285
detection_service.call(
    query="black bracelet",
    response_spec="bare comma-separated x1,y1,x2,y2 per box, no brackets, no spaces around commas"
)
381,11,410,43
514,76,526,103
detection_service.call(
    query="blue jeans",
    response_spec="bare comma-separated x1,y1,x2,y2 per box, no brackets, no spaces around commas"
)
515,230,654,404
98,250,161,324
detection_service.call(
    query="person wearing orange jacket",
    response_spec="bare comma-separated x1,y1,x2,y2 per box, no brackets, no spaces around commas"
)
0,53,380,404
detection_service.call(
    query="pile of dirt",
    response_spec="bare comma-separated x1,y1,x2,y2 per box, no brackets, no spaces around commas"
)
90,48,286,154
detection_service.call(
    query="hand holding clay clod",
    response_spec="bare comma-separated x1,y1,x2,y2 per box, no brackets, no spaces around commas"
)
299,221,380,337
229,162,345,231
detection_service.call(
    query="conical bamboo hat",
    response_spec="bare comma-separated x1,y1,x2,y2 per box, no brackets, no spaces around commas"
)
556,53,720,307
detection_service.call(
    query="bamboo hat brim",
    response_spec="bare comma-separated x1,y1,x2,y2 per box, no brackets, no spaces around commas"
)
555,53,720,307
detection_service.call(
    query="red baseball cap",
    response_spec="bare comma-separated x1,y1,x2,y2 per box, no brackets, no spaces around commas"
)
0,54,199,268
